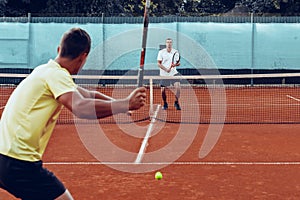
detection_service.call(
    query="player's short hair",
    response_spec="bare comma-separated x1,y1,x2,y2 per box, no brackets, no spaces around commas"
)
166,38,173,42
59,28,91,59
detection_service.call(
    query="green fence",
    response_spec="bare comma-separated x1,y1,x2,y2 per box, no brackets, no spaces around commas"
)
2,15,300,23
1,15,300,74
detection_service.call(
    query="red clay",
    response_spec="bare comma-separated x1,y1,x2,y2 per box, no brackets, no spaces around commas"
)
1,123,300,200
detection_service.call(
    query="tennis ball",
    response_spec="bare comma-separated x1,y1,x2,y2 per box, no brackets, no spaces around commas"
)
155,171,163,180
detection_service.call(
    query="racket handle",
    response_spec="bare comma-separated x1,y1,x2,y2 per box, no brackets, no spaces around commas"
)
137,68,144,87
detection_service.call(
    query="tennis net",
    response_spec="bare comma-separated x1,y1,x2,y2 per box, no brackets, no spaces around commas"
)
1,73,300,124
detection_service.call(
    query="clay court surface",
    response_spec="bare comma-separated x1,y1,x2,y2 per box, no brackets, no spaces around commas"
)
1,85,300,199
1,122,300,200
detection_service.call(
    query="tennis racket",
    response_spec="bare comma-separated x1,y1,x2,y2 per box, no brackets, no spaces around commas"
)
137,0,151,87
128,0,150,117
172,50,180,66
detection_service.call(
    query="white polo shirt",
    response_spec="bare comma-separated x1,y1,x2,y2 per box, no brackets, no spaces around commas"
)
157,48,179,76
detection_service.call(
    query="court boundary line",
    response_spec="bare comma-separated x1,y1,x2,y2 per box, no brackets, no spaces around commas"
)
134,104,161,163
286,95,300,102
44,161,300,165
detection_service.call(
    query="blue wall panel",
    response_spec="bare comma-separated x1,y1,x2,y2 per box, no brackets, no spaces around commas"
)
0,22,300,71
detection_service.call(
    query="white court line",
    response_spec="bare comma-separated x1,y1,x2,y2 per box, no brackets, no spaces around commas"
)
286,95,300,102
43,161,300,166
184,104,300,106
134,104,161,164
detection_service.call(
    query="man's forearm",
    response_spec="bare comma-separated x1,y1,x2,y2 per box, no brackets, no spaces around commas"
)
158,63,169,72
74,98,128,119
92,91,115,101
77,86,115,101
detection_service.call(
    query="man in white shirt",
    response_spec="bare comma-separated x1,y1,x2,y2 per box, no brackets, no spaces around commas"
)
157,38,181,110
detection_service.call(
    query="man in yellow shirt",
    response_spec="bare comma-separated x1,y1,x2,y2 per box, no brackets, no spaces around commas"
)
0,28,146,200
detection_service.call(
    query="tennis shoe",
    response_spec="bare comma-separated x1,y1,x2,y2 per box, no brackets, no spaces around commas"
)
174,101,181,110
162,103,168,110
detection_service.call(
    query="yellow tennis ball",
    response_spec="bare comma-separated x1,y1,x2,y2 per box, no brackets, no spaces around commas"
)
155,171,163,180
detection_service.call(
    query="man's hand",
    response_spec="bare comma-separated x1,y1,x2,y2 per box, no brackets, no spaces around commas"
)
166,67,172,73
127,87,147,110
171,61,180,68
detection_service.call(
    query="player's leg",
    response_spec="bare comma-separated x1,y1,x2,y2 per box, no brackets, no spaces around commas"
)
160,79,169,110
174,81,181,110
0,154,68,200
161,86,168,110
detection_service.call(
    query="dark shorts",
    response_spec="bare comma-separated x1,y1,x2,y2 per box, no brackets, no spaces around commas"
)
160,73,181,87
0,154,65,200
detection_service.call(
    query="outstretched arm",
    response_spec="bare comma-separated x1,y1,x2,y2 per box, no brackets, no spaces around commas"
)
76,86,115,101
57,87,146,119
